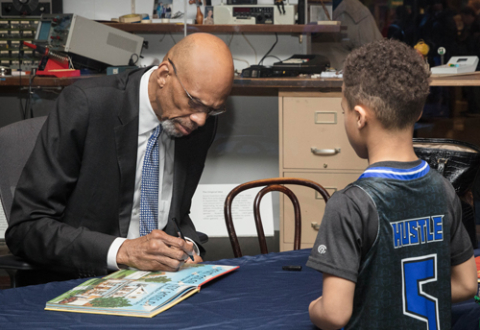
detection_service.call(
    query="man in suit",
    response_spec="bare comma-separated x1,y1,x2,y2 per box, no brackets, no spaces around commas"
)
6,33,234,283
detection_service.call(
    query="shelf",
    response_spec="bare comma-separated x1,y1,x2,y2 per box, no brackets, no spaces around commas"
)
2,73,480,97
102,23,342,34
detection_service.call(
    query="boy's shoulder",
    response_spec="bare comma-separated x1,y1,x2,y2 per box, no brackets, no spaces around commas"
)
354,159,457,202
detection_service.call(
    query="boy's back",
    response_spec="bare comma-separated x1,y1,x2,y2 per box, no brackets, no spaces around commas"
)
306,39,476,330
307,159,471,329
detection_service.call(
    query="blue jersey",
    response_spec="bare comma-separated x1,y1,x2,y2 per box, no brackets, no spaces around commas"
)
307,160,473,330
348,161,451,329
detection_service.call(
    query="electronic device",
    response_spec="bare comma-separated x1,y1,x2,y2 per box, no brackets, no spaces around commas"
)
214,4,295,25
430,56,479,74
0,0,61,16
242,54,330,78
34,14,144,71
241,65,273,78
23,40,80,77
227,0,257,4
273,54,330,75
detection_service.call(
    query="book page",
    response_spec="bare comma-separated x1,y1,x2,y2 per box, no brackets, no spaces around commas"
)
190,184,274,237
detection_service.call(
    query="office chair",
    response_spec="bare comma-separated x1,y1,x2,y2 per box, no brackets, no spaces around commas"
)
224,177,330,258
0,116,47,288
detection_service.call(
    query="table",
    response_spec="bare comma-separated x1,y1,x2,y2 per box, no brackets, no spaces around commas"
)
0,249,478,329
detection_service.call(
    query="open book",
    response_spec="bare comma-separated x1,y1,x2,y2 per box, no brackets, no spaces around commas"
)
45,263,239,318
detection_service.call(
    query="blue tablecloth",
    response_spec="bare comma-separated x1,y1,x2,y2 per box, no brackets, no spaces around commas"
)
0,249,478,329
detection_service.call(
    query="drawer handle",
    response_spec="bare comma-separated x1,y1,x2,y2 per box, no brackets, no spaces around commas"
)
311,147,341,156
311,222,320,231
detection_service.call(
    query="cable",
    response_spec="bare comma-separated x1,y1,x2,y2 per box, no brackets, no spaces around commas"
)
226,32,234,48
258,33,278,66
129,53,139,66
241,33,257,65
264,55,282,62
169,32,177,44
233,57,250,67
159,34,167,42
27,72,36,118
18,49,26,119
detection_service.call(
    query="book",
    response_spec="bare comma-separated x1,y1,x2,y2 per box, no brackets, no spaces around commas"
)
45,263,239,318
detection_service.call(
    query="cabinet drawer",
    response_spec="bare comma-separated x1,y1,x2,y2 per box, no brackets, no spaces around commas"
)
282,97,367,170
281,171,362,247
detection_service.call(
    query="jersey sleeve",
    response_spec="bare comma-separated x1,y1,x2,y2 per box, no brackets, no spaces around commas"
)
450,194,474,266
306,186,378,283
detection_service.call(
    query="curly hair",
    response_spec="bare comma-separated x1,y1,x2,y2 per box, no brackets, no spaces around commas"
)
343,39,430,130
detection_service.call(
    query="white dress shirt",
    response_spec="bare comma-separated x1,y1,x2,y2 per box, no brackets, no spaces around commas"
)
106,66,176,269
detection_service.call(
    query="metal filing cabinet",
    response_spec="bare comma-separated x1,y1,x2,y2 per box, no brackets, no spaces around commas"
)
278,92,368,251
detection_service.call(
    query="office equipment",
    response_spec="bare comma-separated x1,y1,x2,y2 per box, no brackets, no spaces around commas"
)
0,65,11,76
0,16,41,71
227,0,257,4
241,54,330,78
241,64,273,78
297,0,305,24
273,54,330,75
106,66,139,75
0,0,51,16
214,4,295,24
34,14,144,71
431,56,479,74
23,41,80,77
224,178,329,258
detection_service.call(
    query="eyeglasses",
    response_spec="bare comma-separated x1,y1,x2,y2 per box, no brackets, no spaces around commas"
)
168,58,226,117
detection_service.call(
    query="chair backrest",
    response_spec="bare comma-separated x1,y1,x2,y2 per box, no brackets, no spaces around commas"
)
0,117,47,221
224,177,330,258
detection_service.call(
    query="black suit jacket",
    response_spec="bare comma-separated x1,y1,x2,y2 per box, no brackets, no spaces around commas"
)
6,67,216,278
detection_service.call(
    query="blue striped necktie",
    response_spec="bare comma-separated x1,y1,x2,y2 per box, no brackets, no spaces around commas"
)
140,125,162,236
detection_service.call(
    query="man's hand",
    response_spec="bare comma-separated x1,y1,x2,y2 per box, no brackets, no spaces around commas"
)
116,229,197,271
185,254,203,264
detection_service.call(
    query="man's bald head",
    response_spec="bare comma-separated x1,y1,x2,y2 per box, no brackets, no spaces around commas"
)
164,33,234,100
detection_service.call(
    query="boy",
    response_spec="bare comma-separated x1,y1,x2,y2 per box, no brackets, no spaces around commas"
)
306,39,477,330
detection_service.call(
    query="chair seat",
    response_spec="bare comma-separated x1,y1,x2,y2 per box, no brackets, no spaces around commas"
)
0,254,35,271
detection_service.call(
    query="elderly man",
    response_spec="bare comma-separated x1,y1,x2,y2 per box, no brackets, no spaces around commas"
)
6,33,234,284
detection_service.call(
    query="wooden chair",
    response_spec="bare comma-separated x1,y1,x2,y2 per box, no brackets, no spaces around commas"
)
224,178,330,258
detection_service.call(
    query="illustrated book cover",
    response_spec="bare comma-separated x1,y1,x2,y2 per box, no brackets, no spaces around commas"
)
45,264,239,318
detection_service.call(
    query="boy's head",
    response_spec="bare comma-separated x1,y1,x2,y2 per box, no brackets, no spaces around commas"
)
343,39,430,131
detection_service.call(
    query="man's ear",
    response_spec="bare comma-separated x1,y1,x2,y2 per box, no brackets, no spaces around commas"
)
353,105,368,130
155,62,170,89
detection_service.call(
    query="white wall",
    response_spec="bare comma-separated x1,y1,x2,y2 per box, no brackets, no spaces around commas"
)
61,0,307,231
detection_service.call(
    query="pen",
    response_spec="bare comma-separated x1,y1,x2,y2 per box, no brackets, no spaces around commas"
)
172,218,195,262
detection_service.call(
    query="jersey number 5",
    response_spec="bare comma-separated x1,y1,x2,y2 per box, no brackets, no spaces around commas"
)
401,254,440,330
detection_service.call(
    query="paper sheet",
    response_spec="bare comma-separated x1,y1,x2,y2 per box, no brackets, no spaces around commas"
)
0,199,7,239
190,184,274,237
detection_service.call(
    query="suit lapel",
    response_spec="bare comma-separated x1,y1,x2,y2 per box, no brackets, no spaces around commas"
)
114,68,149,237
166,137,189,233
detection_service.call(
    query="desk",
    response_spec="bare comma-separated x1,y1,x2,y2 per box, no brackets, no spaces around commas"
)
0,249,478,329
